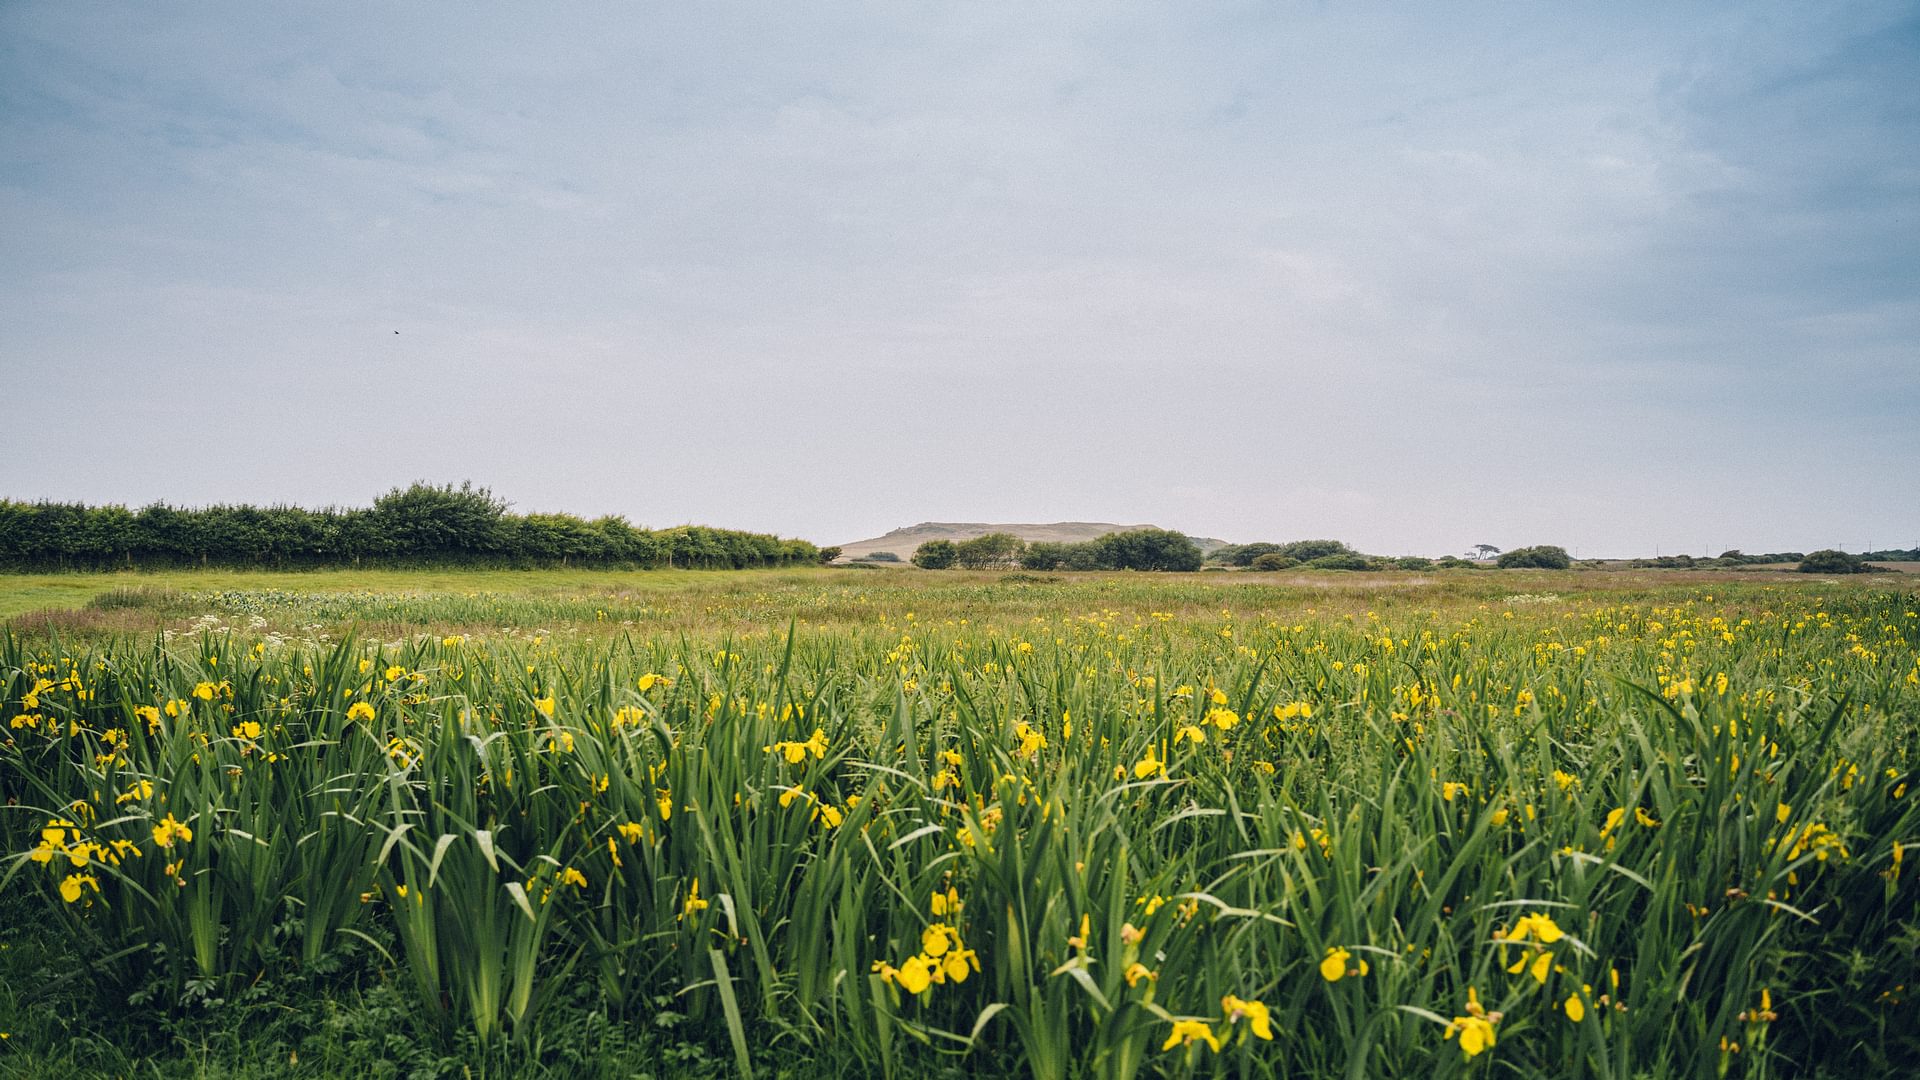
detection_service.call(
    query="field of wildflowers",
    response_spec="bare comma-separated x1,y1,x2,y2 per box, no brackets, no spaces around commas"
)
1,569,1915,1078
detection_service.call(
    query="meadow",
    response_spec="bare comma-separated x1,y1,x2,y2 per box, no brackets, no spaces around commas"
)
0,566,1915,1078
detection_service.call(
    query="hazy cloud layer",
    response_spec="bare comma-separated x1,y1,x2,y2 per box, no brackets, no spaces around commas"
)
3,2,1915,557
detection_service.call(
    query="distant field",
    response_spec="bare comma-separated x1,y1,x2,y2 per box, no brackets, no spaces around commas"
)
1,568,1915,1078
0,562,1883,625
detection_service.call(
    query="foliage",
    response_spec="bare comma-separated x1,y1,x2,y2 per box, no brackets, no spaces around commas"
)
1497,546,1573,570
911,539,959,570
1020,542,1073,571
1089,529,1204,572
1800,550,1873,574
1249,554,1299,571
1715,551,1806,566
1277,539,1355,562
856,551,902,563
1020,532,1204,573
953,533,1027,570
1861,549,1920,562
1631,555,1699,570
0,487,820,572
1303,553,1373,571
1208,543,1286,567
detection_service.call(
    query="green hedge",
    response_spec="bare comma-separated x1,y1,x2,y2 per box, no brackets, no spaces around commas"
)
0,483,822,571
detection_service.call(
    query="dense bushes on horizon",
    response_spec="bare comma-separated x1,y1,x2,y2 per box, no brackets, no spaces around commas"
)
1496,545,1573,570
1014,529,1204,572
908,529,1205,572
0,483,824,571
1798,549,1876,575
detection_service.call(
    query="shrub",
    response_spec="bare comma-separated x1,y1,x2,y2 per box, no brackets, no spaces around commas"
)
1304,553,1372,571
1395,556,1434,570
1209,542,1286,567
1020,542,1074,571
373,481,509,557
1860,548,1920,562
1090,529,1204,572
858,551,901,563
1278,539,1354,562
1630,555,1697,570
911,539,958,569
954,532,1025,570
1497,545,1572,570
1249,553,1298,571
1798,549,1871,574
0,488,820,570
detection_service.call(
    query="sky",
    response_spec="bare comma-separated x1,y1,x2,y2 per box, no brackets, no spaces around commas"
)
2,2,1915,559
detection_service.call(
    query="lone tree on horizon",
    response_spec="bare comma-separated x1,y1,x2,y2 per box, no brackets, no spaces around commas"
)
1471,544,1501,561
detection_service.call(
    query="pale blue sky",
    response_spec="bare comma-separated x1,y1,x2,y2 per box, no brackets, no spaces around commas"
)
3,2,1915,557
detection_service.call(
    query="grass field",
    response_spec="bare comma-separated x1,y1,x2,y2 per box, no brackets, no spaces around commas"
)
1,567,1915,1078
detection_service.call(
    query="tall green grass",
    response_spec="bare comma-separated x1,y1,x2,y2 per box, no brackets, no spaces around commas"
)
1,578,1914,1077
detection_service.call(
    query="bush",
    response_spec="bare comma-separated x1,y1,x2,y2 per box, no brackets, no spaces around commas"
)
1798,549,1871,574
858,551,901,563
1434,556,1481,569
1249,553,1299,571
1395,556,1434,570
911,540,958,569
1278,539,1354,562
1630,555,1697,570
1496,545,1572,570
1860,548,1920,562
1304,553,1372,571
373,481,509,557
954,532,1026,570
1090,529,1204,572
0,487,821,571
1020,542,1074,571
1007,531,1205,572
1209,542,1286,567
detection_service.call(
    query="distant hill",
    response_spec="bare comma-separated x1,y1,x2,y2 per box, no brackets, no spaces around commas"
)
835,522,1229,562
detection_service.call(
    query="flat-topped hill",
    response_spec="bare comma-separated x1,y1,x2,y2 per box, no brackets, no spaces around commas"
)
835,522,1228,561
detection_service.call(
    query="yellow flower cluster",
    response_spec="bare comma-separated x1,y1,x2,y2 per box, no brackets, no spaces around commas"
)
1497,911,1568,986
1012,721,1046,757
778,786,847,827
1443,987,1499,1059
873,894,980,996
766,727,829,764
29,819,143,905
1161,993,1273,1053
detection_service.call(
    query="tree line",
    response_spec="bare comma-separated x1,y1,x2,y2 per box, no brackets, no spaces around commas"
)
1208,539,1574,571
905,533,1588,573
911,529,1205,571
0,483,827,571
